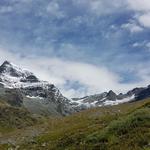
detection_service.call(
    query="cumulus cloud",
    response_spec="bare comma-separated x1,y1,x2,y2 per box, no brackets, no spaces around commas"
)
127,0,150,28
138,13,150,28
127,0,150,12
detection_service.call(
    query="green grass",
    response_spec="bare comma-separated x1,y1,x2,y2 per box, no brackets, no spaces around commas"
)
0,104,38,133
1,99,150,150
85,107,150,150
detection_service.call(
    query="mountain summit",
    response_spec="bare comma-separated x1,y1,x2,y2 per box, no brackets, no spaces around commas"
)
0,61,32,76
0,61,74,116
0,61,150,115
0,61,39,88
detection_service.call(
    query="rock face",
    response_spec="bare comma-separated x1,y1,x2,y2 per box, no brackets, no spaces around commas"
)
0,87,23,107
71,86,150,110
135,85,150,100
107,90,117,101
0,61,74,116
0,61,40,88
71,91,135,110
0,61,150,116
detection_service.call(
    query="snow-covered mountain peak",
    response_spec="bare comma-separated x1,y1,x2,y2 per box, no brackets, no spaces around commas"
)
0,61,33,77
0,61,40,88
0,61,75,116
1,60,11,66
0,61,148,115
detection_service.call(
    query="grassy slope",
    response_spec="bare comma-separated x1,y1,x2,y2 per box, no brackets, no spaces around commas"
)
0,100,38,134
1,99,150,150
19,99,150,150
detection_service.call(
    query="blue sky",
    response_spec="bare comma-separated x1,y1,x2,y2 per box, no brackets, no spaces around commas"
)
0,0,150,97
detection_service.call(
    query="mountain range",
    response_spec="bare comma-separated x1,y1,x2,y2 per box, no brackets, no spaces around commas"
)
0,61,150,116
0,61,150,150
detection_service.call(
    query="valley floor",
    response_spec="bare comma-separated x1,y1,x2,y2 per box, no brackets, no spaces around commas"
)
0,99,150,150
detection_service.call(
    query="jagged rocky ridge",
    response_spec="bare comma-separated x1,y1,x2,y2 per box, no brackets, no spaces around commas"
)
0,61,150,115
71,87,148,110
0,61,74,116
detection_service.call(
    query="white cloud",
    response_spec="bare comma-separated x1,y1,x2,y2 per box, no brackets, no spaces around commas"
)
72,0,150,29
127,0,150,12
1,0,150,98
121,21,143,33
0,48,150,98
127,0,150,28
5,0,150,29
132,41,150,51
138,13,150,28
0,48,121,97
46,1,65,18
132,42,141,47
74,0,127,16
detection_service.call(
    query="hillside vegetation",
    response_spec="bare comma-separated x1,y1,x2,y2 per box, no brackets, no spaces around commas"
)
0,100,38,134
0,99,150,150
